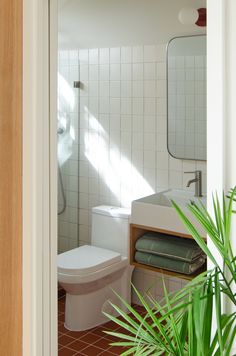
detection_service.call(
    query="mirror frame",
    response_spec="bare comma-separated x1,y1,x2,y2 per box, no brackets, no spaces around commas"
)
166,34,207,161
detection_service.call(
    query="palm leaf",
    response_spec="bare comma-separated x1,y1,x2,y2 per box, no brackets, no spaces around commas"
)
162,282,184,355
214,271,223,354
224,316,236,356
171,200,219,267
202,277,213,350
105,189,236,356
104,289,176,354
131,284,176,350
193,287,205,355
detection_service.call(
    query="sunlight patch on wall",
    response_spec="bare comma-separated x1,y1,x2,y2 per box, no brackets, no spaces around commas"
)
84,109,154,207
57,72,75,166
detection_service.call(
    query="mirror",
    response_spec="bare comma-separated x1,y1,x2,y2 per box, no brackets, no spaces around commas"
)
167,35,206,161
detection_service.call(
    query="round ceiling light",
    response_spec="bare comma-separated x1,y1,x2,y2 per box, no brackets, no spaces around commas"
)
178,7,199,25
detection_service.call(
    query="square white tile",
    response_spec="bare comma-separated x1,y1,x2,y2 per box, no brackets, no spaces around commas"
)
121,63,132,80
110,64,121,80
144,62,156,80
99,48,109,64
110,47,121,63
110,81,121,97
89,48,99,64
132,46,143,63
144,45,157,62
121,47,132,63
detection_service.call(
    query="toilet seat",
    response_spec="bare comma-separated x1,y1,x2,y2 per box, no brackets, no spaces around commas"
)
58,245,128,284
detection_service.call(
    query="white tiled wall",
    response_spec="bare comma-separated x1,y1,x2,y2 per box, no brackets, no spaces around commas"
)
57,45,207,297
132,268,188,305
74,45,206,246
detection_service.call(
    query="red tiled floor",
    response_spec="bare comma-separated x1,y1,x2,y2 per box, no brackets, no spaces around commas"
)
59,322,70,334
58,335,77,347
104,333,122,343
66,330,89,339
92,337,112,350
58,294,143,355
58,313,65,322
91,327,111,338
79,345,106,356
98,352,117,356
65,339,88,352
79,333,103,345
110,346,130,355
58,347,78,356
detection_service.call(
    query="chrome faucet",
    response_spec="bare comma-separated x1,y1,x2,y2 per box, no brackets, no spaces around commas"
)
184,170,202,197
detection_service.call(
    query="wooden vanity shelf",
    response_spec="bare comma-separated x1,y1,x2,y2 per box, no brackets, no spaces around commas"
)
130,223,206,281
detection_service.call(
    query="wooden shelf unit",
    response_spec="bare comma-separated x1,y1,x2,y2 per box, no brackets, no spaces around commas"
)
130,223,207,281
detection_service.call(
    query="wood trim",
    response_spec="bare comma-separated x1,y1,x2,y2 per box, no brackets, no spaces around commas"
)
0,1,22,355
130,223,195,239
132,262,206,281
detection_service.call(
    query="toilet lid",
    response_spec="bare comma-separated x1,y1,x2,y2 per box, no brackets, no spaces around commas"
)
57,245,121,276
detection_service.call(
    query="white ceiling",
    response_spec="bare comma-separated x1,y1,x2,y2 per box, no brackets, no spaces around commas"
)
58,0,206,49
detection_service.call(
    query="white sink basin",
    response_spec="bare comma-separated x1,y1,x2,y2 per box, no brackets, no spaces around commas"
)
131,189,207,237
163,189,206,207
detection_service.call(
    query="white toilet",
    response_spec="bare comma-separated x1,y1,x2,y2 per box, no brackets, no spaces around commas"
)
58,206,134,331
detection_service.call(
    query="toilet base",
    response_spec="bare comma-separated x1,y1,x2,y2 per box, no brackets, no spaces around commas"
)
64,265,134,331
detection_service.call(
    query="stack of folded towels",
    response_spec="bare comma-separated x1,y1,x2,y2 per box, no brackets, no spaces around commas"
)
135,232,206,275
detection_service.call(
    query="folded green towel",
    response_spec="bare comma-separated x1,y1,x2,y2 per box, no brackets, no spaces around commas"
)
135,232,204,263
135,251,206,275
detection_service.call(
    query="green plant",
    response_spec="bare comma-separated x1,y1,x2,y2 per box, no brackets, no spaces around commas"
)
104,188,236,355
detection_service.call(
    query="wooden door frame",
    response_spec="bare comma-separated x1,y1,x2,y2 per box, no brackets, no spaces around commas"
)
22,0,236,355
0,1,23,355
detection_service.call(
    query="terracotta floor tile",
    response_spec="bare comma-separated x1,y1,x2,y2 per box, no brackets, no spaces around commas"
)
93,337,112,350
104,333,122,343
59,323,70,334
66,330,89,339
66,339,89,352
58,334,76,346
132,303,145,311
79,333,102,344
102,321,119,330
91,327,110,338
79,345,104,356
58,304,66,312
59,313,65,322
98,351,117,356
58,347,78,356
58,288,66,299
109,345,129,355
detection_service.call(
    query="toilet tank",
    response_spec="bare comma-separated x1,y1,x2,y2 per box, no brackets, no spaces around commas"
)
91,206,131,257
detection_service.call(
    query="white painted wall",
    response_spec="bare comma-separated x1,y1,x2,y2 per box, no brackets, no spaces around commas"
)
58,0,206,49
224,1,236,352
207,0,236,352
225,0,236,250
